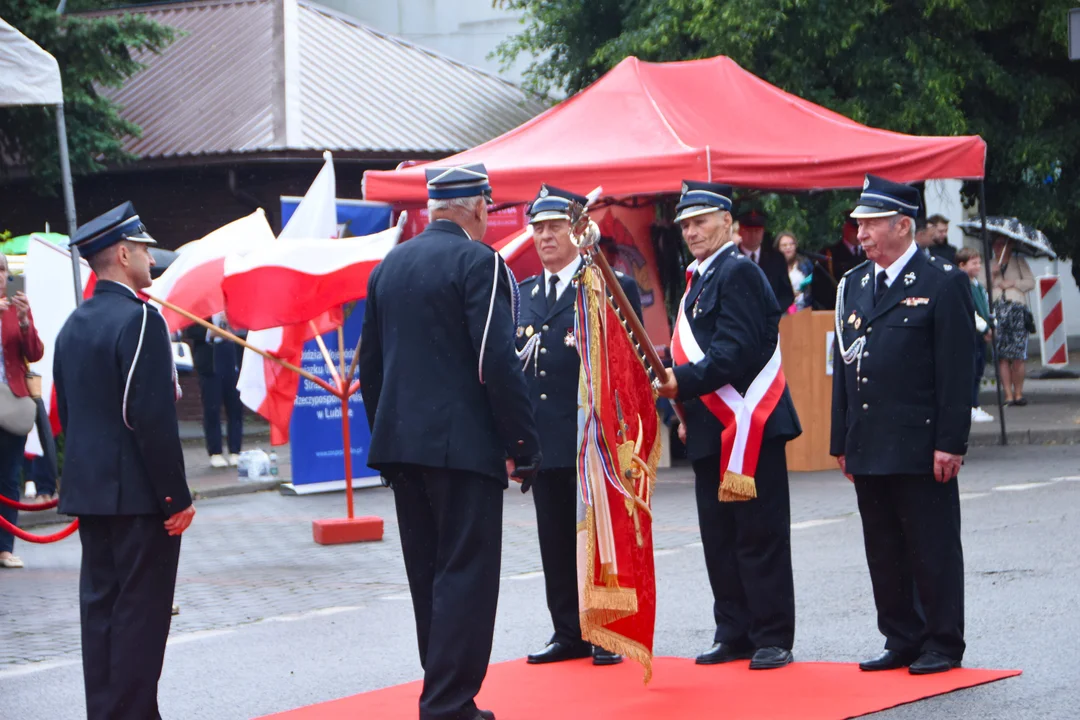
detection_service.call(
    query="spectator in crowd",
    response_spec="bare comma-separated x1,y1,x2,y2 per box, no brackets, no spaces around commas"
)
184,313,244,468
775,231,813,311
0,252,44,569
736,210,795,312
915,218,934,254
823,216,864,281
23,455,57,504
991,236,1035,406
927,215,957,263
956,247,994,423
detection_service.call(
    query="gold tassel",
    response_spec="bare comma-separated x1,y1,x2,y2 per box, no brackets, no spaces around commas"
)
718,470,757,502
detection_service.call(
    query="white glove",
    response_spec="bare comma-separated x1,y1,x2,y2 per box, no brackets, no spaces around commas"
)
974,313,988,334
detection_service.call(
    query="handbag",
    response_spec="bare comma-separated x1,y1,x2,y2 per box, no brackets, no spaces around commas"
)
1022,306,1036,335
0,379,36,436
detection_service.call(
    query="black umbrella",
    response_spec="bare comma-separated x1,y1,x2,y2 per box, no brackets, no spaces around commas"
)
957,217,1056,259
149,247,179,279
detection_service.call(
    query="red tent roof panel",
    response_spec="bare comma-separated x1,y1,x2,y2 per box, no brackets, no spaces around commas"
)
364,56,985,204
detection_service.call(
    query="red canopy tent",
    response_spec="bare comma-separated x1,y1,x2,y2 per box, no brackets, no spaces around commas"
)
363,55,986,204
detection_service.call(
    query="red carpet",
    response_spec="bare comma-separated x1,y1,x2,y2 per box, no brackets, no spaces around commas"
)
259,657,1020,719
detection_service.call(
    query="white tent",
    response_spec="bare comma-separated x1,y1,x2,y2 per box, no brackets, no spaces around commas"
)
0,15,82,301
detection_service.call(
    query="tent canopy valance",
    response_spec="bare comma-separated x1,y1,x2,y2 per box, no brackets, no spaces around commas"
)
363,55,986,205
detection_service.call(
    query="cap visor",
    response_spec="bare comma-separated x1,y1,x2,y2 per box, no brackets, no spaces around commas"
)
123,230,157,244
529,211,571,223
849,206,898,219
674,206,720,223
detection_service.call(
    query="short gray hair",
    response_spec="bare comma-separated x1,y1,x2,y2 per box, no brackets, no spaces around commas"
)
427,196,483,215
890,214,916,241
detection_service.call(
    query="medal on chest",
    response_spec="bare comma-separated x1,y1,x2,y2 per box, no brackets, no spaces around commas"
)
564,328,576,348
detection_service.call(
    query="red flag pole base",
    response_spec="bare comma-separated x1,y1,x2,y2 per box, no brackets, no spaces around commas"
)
312,516,384,545
311,334,384,545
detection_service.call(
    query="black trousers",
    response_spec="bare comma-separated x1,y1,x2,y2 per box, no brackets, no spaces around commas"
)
199,342,244,456
692,439,795,650
78,514,181,720
532,467,585,647
390,465,504,720
853,474,965,661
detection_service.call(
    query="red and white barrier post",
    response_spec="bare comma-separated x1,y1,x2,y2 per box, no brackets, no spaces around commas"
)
1036,274,1069,367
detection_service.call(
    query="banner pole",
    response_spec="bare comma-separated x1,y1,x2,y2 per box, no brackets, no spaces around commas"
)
145,294,338,395
338,327,355,519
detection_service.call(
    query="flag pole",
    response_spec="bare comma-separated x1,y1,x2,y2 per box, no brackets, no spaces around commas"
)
337,325,355,520
308,320,343,388
146,293,339,396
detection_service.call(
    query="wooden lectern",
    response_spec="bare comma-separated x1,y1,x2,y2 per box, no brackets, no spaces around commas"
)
778,310,837,472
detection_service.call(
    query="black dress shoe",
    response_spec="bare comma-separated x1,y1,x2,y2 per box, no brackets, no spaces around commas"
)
859,649,919,671
592,646,624,666
527,641,593,664
467,710,495,720
909,651,961,675
695,642,754,665
749,647,793,670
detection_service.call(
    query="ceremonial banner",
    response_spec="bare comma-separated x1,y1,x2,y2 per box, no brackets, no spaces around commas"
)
574,263,660,683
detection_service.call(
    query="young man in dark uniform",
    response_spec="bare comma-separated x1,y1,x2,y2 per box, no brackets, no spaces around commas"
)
515,185,642,667
831,175,973,675
55,203,195,720
360,164,541,720
736,209,795,312
657,182,801,671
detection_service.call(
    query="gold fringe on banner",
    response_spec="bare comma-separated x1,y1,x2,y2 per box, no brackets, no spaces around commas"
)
718,470,757,502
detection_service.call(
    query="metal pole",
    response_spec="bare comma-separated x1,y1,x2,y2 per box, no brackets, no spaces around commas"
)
55,104,82,306
980,181,1007,446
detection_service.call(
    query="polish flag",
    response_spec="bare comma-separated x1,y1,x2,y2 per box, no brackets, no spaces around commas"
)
147,209,275,332
25,237,94,455
222,227,399,331
236,151,341,444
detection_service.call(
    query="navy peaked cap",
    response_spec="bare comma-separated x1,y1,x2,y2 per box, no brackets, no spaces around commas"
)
528,184,588,223
71,201,156,257
674,180,733,223
425,163,492,200
850,174,921,219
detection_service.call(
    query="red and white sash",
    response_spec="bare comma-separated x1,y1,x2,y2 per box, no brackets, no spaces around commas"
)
670,263,787,498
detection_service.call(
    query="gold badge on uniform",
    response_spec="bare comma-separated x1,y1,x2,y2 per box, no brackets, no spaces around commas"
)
564,329,576,348
516,326,524,338
525,325,534,338
848,312,856,325
854,317,862,330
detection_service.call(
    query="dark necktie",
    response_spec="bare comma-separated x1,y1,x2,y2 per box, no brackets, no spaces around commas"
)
689,269,701,291
547,275,559,313
874,270,889,306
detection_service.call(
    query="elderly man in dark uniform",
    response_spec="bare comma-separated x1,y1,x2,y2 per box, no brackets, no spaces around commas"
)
360,163,541,720
515,185,642,668
657,181,801,670
55,202,195,720
831,174,973,675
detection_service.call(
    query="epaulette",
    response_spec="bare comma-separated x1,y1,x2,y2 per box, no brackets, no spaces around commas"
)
926,255,958,273
843,259,873,278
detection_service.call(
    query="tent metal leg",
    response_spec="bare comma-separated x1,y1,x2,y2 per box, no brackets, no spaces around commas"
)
979,180,1007,446
56,103,82,306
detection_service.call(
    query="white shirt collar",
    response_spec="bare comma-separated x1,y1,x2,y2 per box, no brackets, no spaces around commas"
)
874,240,919,287
739,244,761,263
543,257,581,300
687,240,734,277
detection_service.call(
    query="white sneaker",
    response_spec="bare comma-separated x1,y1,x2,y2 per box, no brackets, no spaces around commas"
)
971,407,994,423
209,454,229,468
228,453,240,467
23,481,36,499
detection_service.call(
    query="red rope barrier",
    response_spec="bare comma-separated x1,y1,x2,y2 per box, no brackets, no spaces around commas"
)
0,514,79,543
0,494,59,511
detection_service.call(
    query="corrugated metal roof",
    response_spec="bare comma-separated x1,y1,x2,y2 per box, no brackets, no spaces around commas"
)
88,0,547,160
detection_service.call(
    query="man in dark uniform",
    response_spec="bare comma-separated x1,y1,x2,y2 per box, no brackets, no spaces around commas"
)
55,202,195,720
831,174,973,675
516,185,642,667
359,163,541,720
657,182,801,670
825,216,866,281
736,209,795,312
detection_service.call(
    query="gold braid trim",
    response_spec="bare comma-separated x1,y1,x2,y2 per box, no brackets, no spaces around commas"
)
718,470,757,502
582,624,654,685
581,508,638,611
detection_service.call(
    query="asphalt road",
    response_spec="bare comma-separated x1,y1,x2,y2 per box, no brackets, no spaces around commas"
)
2,443,1078,719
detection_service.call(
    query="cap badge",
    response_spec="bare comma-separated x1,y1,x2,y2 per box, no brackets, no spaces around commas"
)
863,176,870,190
681,182,689,194
539,186,549,198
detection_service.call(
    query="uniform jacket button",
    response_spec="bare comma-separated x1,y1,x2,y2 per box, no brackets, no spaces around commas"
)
539,370,547,377
540,348,547,354
165,497,172,503
862,351,869,358
861,377,868,384
540,393,548,400
542,324,549,331
867,326,872,333
862,403,869,410
925,418,931,425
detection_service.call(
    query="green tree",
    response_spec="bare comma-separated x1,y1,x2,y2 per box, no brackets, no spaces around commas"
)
0,0,173,190
497,0,1080,258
